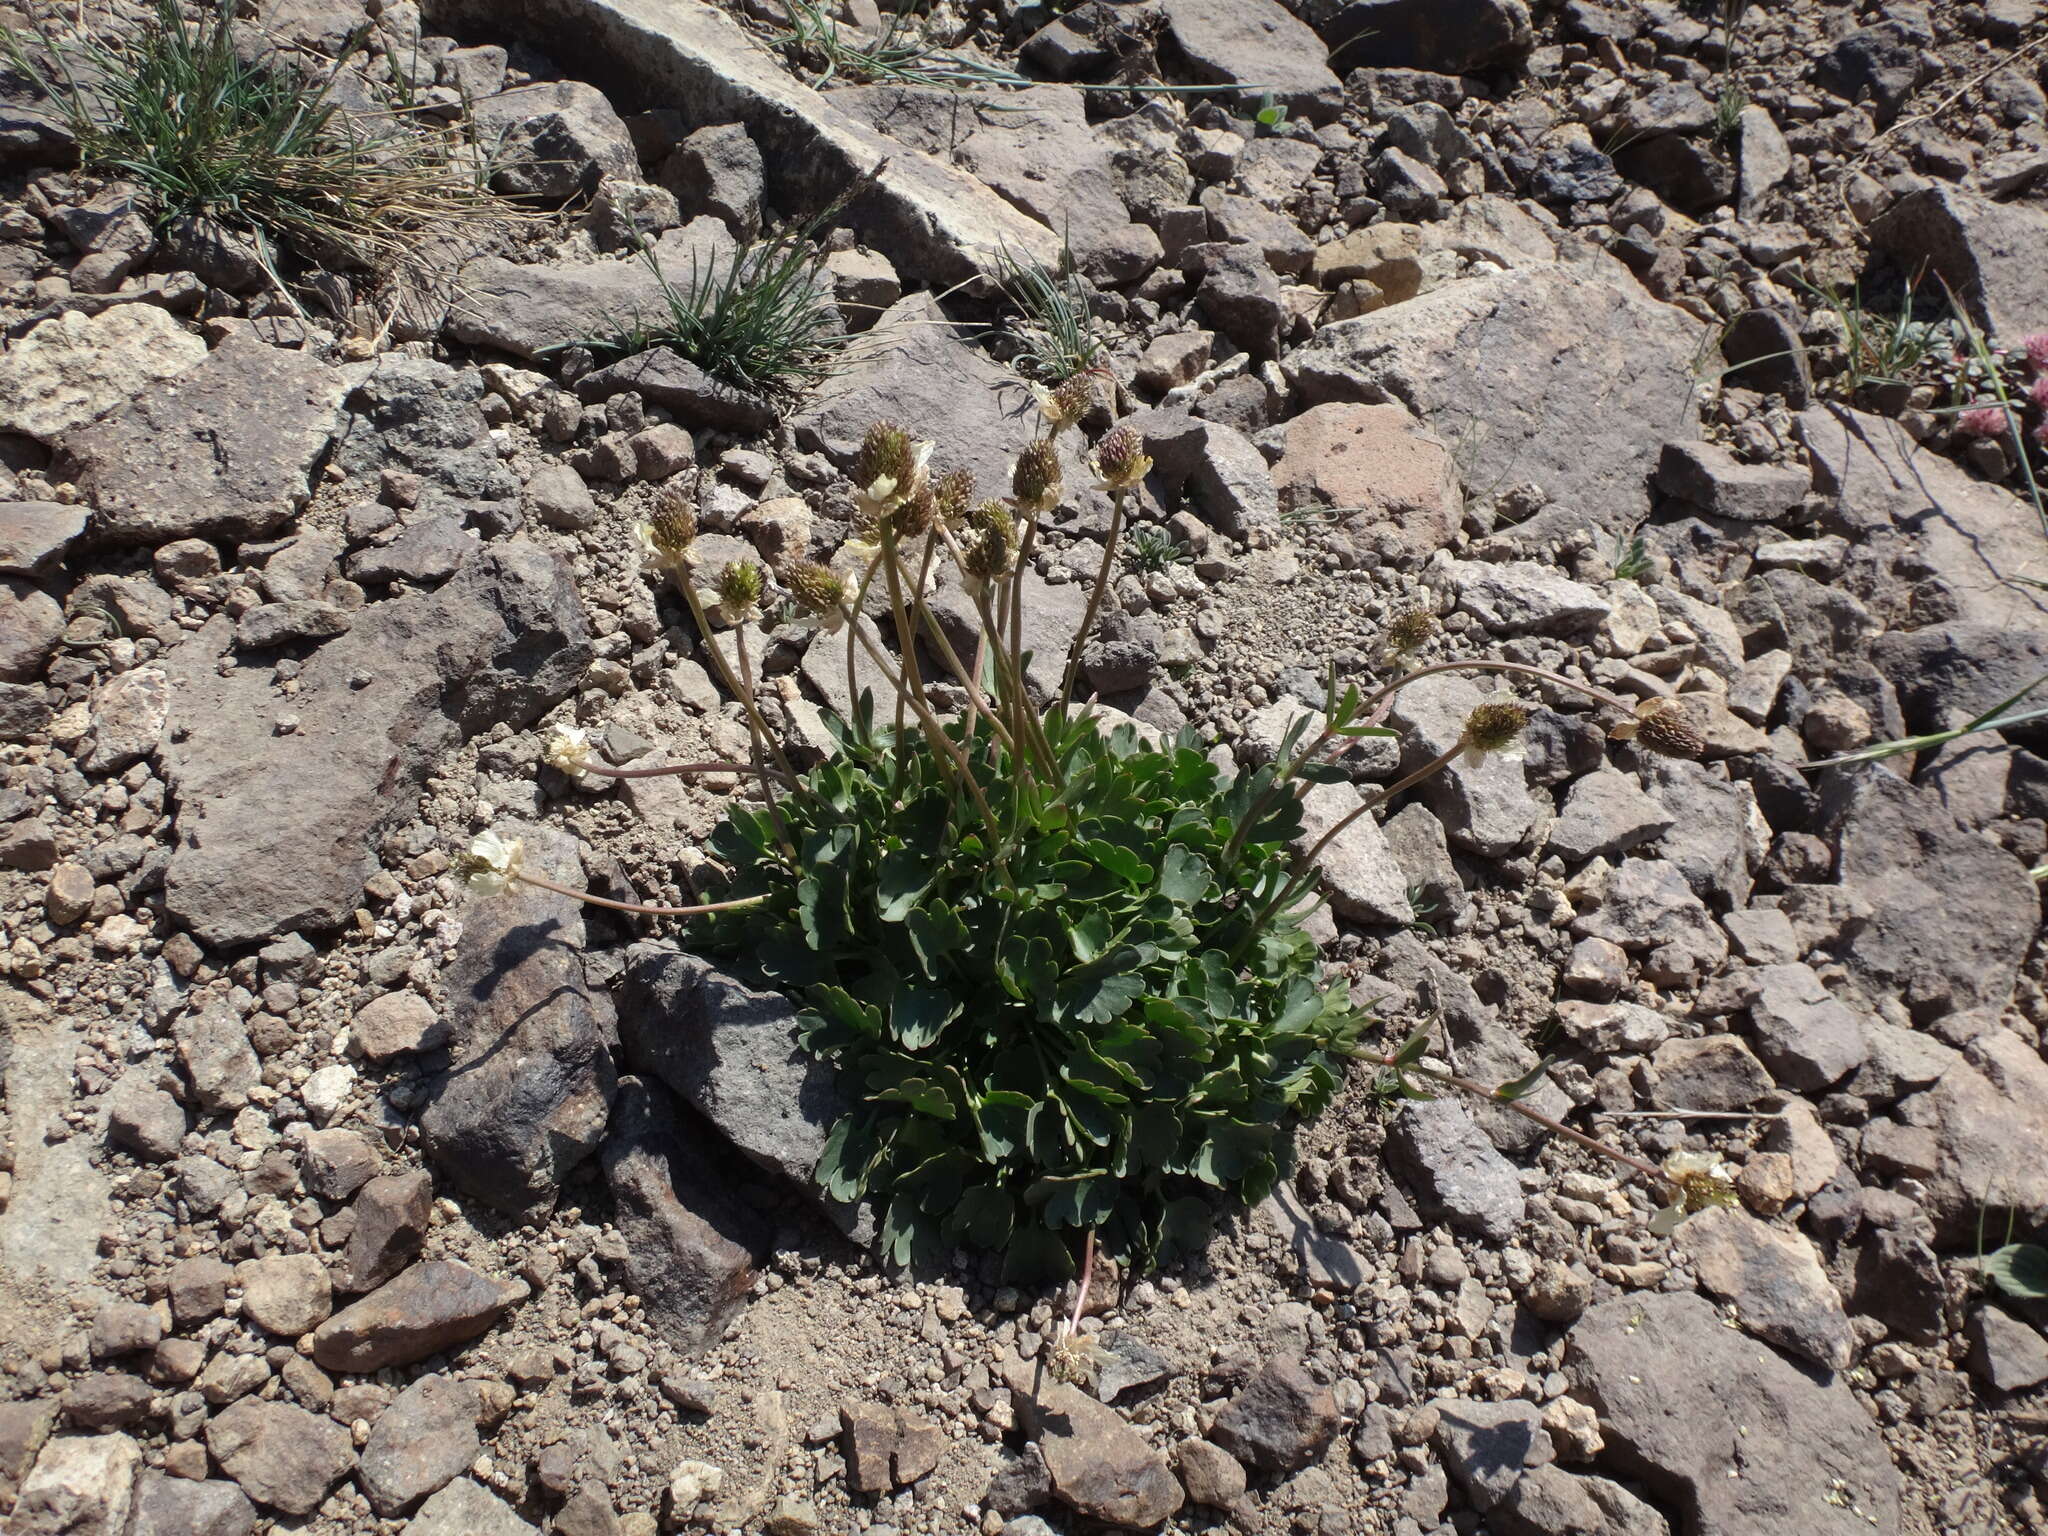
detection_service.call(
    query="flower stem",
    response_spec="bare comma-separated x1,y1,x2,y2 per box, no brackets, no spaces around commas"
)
1060,1228,1096,1346
574,759,796,786
514,869,768,919
1356,660,1632,721
1059,486,1125,712
1360,1052,1666,1184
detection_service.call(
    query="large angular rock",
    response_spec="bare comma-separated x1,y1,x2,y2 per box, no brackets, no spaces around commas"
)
1875,620,2048,742
472,80,638,204
601,1077,765,1352
0,304,206,440
792,292,1092,514
1318,0,1533,75
310,1260,525,1373
158,543,589,946
57,333,355,544
1292,263,1704,538
1387,1098,1524,1240
1735,963,1867,1092
1867,186,2048,338
1385,673,1539,857
1566,1293,1900,1536
1798,404,2048,632
1293,780,1414,925
419,821,617,1221
357,1373,489,1516
1678,1206,1855,1370
424,0,1057,286
1449,559,1611,636
447,218,733,360
128,1472,256,1536
0,501,86,579
1431,1399,1550,1512
1207,1359,1339,1474
1895,1027,2048,1245
1546,769,1673,862
1008,1367,1183,1529
1496,1466,1671,1536
616,945,858,1232
1820,765,2036,1018
945,86,1159,284
203,1399,354,1516
406,1477,537,1536
1270,401,1462,558
7,1433,140,1536
1156,0,1345,123
573,343,776,432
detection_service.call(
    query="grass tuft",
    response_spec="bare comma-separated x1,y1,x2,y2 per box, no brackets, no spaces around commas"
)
1,0,502,276
995,242,1104,384
587,230,859,404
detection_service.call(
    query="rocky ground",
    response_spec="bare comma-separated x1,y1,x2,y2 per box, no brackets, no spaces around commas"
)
2,0,2048,1532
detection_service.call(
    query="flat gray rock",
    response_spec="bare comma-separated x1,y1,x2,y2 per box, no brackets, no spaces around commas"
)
58,334,356,544
1567,1292,1900,1536
426,0,1056,286
158,543,589,947
1679,1206,1855,1370
1292,263,1704,539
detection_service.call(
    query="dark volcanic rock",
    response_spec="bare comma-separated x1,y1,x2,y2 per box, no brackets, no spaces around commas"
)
58,334,354,545
617,944,858,1233
1207,1359,1339,1474
1567,1293,1900,1536
158,543,589,946
310,1260,525,1373
420,822,617,1222
601,1076,766,1352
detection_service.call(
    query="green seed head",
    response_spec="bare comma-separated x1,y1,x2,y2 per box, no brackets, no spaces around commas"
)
933,467,976,526
1042,371,1095,430
716,558,766,624
891,479,940,541
786,560,847,618
1461,700,1530,757
1012,437,1063,514
854,420,915,497
961,500,1018,587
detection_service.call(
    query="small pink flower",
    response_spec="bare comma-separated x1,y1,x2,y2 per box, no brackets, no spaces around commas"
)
1956,406,2008,438
2023,332,2048,371
2031,372,2048,410
2035,417,2048,448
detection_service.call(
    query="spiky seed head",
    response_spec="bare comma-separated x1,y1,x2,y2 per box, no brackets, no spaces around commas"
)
786,560,847,618
1042,371,1095,431
1630,698,1706,759
1012,437,1063,515
714,559,766,626
1090,424,1153,493
933,467,975,525
1461,700,1530,757
854,420,915,495
891,479,940,540
961,500,1018,590
1384,607,1438,655
640,488,698,567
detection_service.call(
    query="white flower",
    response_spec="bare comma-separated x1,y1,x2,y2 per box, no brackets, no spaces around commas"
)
461,830,525,896
635,521,699,573
543,726,594,779
1663,1150,1734,1183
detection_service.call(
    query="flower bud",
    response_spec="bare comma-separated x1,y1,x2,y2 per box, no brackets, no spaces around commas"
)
713,559,766,626
1012,437,1062,515
457,830,524,896
891,479,939,541
543,726,594,777
1089,424,1152,493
